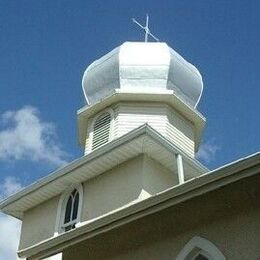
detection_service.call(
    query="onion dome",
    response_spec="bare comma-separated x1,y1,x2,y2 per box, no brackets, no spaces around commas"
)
82,42,203,108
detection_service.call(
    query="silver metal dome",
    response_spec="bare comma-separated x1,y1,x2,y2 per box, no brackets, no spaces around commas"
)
82,42,203,108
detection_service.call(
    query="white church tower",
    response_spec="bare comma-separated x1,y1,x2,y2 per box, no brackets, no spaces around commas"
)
1,38,217,260
78,41,206,178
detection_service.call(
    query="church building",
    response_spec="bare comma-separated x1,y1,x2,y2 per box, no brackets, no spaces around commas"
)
1,40,260,260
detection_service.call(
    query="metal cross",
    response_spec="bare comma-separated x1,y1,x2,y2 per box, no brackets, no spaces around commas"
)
132,14,159,42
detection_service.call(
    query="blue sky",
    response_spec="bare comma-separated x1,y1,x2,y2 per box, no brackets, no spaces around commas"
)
0,1,259,258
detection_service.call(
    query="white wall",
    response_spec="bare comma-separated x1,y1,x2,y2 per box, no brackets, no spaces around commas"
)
81,156,144,221
18,155,177,252
81,155,177,222
19,196,59,250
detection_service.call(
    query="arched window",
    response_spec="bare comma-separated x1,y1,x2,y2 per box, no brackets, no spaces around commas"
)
176,236,225,260
55,185,83,235
92,111,112,150
62,189,79,231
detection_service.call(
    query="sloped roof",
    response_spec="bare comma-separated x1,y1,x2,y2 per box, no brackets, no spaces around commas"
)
17,152,260,259
0,124,207,219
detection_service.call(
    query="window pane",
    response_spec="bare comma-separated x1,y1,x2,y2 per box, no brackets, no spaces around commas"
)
64,223,76,232
194,254,209,260
64,196,72,224
72,192,79,220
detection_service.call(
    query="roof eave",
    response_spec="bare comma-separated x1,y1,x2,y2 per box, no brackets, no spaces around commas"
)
0,124,207,219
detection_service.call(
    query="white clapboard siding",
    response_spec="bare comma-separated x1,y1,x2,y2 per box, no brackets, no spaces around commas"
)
85,103,195,157
166,122,194,157
166,108,194,157
114,105,167,138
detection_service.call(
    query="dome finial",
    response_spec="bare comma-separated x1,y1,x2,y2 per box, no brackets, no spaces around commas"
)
132,14,159,42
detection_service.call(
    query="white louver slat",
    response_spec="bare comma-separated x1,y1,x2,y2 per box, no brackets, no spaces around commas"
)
92,112,111,150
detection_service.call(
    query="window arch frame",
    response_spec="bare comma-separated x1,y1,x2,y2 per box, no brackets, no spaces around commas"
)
55,184,83,235
89,108,114,151
176,236,225,260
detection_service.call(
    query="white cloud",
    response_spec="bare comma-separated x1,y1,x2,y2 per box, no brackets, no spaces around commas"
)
196,140,220,164
0,213,21,260
0,106,68,259
0,177,22,201
0,177,22,260
0,106,67,167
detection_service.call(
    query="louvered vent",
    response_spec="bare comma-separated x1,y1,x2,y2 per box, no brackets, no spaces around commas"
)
92,112,111,150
